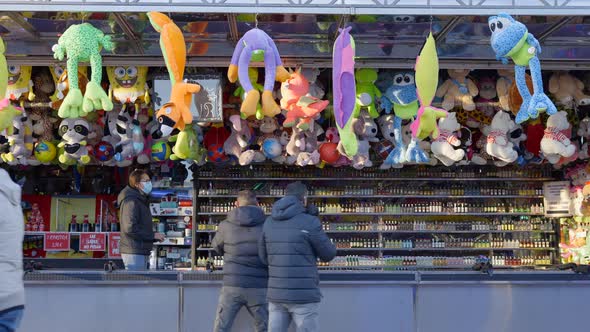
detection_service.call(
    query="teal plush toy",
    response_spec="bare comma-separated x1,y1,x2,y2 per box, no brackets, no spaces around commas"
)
489,13,557,124
353,68,381,119
53,23,114,118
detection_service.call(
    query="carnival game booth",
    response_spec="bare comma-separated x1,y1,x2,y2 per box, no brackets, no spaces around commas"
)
0,1,590,331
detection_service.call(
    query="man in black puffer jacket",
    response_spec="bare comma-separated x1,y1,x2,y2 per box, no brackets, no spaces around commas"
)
212,190,268,332
259,182,336,332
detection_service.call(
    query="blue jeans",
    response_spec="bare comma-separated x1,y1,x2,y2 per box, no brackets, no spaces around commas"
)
214,286,268,332
121,254,148,271
0,306,24,332
269,302,319,332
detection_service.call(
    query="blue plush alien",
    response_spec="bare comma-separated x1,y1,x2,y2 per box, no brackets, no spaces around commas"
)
488,13,557,124
380,71,429,167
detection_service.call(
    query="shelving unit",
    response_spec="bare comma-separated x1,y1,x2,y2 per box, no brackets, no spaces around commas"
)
192,165,560,271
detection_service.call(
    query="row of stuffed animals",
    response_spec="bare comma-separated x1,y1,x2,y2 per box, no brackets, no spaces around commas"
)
0,12,587,171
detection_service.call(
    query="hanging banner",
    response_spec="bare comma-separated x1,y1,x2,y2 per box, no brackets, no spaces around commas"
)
543,181,572,217
108,232,121,258
43,232,70,251
79,233,107,251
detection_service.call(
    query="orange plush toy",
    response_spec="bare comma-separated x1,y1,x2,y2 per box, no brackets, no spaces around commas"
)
148,12,200,138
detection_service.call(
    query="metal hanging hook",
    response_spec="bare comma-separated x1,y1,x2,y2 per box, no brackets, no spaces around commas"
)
255,13,259,28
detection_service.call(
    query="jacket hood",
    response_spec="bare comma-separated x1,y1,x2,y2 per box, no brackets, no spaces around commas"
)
117,185,146,206
271,196,306,221
226,206,266,227
0,169,21,206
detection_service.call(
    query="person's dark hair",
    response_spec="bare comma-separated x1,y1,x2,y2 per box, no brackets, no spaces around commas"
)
285,182,308,201
129,169,150,189
237,190,257,206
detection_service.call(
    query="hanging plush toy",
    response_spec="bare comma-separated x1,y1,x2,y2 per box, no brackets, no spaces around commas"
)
227,28,290,119
411,33,448,141
50,68,89,111
57,118,91,165
353,68,381,119
52,23,114,118
486,111,518,164
281,69,329,130
548,72,590,109
380,71,429,166
107,66,151,112
541,111,577,164
223,114,257,164
488,13,557,124
148,12,200,137
0,39,22,134
435,69,478,111
5,65,35,108
169,124,207,164
431,112,465,166
332,27,358,157
233,68,264,119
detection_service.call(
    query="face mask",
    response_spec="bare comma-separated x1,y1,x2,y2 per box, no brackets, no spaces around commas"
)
141,181,153,195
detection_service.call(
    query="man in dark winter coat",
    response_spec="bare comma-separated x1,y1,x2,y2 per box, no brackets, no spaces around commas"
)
118,169,165,270
259,182,336,332
212,190,268,332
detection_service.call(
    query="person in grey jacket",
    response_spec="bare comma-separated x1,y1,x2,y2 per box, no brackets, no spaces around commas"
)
118,169,165,270
259,182,336,332
0,168,24,332
212,190,268,332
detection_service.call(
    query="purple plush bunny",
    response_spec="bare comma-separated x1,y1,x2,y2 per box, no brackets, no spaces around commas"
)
227,28,290,120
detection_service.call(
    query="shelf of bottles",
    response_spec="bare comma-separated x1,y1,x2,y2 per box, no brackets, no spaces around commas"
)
194,165,559,271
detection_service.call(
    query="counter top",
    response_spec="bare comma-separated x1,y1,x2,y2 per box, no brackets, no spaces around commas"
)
23,270,590,285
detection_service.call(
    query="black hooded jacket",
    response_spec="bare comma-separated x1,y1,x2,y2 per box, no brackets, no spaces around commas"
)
117,186,155,255
212,206,268,288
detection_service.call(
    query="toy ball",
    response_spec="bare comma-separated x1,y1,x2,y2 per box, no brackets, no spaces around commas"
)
262,138,282,159
207,143,228,163
151,142,171,162
319,142,340,164
95,141,114,162
34,141,56,163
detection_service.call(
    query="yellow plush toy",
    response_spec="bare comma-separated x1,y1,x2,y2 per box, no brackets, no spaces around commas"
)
107,66,150,111
5,65,35,108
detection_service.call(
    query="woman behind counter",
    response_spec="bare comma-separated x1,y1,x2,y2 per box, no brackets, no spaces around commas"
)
117,169,165,270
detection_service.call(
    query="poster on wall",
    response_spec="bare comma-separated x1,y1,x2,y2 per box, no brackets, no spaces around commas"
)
153,74,223,123
108,232,121,258
543,181,572,217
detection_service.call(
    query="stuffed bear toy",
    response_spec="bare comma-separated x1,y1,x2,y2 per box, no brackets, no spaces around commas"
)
567,164,590,187
541,111,577,164
549,72,590,109
30,110,58,142
579,120,590,160
113,109,144,163
287,123,323,167
57,118,91,165
301,68,325,99
241,116,280,165
223,114,261,165
496,68,514,113
486,111,518,164
475,76,498,118
353,68,381,119
339,112,379,169
1,114,33,165
436,69,478,111
430,112,464,166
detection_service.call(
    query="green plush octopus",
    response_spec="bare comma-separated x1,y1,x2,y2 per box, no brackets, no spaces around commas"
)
52,23,114,118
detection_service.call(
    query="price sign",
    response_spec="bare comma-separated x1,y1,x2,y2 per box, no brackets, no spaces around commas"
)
79,233,106,251
108,232,121,258
43,233,70,251
543,181,572,217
